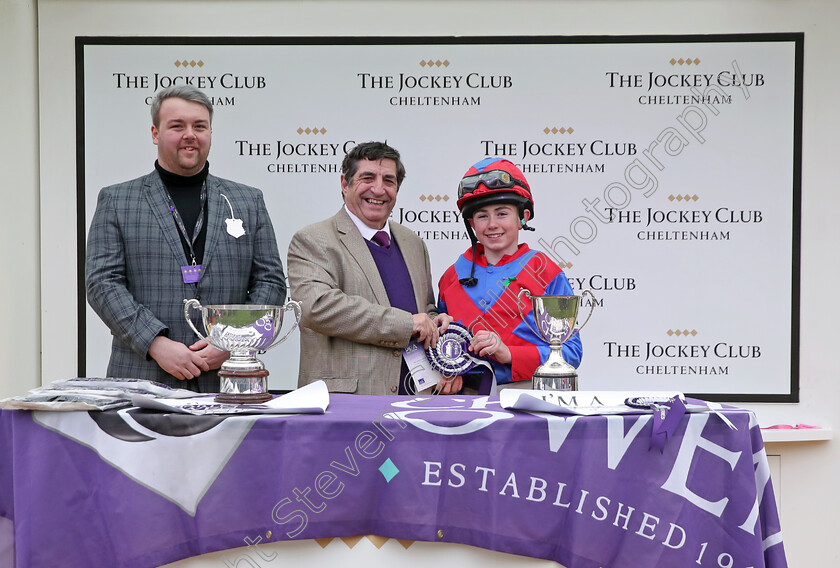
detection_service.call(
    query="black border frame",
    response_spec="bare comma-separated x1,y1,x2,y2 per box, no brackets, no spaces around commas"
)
75,33,804,403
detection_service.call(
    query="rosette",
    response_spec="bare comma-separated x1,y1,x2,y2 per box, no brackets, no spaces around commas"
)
425,322,484,376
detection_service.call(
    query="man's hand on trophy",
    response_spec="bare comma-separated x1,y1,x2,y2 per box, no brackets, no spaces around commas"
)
469,330,512,364
149,335,211,380
189,339,231,371
412,313,440,350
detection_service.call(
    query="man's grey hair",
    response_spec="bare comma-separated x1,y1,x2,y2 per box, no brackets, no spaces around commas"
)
150,85,214,127
341,141,406,188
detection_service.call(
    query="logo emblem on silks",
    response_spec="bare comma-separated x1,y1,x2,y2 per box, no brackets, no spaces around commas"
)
426,322,482,375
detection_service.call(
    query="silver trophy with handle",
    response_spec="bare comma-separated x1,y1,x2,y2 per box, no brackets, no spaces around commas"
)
517,289,596,391
184,299,301,403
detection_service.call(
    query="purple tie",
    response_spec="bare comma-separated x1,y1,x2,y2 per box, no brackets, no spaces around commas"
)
372,230,390,248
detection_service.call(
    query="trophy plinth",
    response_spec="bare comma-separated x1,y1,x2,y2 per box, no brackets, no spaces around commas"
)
184,300,301,403
517,289,596,391
216,368,272,404
532,351,579,391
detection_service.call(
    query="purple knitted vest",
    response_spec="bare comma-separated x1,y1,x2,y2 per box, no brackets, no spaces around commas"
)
366,237,417,394
365,238,417,314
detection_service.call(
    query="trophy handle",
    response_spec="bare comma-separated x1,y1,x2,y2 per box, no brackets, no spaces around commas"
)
516,288,546,340
183,298,211,343
260,299,302,352
516,288,532,319
567,289,597,342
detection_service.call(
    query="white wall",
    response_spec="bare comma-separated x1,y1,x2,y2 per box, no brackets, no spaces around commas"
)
3,0,839,565
0,0,40,399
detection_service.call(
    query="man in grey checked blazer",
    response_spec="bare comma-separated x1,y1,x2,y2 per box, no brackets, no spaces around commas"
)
86,86,286,391
288,142,453,395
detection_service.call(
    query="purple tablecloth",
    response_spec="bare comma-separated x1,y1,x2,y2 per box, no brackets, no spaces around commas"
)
0,394,786,567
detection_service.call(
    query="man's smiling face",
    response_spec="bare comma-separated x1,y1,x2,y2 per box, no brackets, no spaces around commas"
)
151,97,212,176
341,158,399,230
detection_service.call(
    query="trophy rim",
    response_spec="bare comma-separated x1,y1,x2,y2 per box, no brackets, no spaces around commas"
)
196,304,286,311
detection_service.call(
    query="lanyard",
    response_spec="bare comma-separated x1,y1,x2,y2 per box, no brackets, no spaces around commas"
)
165,182,207,266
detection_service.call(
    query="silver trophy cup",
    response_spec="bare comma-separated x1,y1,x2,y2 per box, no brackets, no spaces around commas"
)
184,299,302,403
517,289,596,391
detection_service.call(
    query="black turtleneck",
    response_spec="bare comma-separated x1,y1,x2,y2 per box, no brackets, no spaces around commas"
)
156,161,210,264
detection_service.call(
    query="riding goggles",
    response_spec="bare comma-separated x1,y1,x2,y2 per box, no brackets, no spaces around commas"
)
457,170,530,198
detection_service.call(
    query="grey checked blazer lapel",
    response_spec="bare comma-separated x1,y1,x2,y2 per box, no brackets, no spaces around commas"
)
335,209,391,306
140,172,226,282
201,176,225,278
143,173,189,266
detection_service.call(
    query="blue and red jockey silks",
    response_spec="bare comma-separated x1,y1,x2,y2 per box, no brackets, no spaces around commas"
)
438,243,583,386
456,158,538,288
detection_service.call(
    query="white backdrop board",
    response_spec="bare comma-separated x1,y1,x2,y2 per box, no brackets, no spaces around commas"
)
77,35,802,401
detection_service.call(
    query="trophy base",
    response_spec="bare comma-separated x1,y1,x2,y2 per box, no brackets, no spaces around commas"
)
531,375,577,391
217,368,271,404
531,347,578,391
532,372,578,391
215,392,273,404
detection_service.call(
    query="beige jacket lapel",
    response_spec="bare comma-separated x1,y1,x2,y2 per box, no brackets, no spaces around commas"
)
335,208,391,306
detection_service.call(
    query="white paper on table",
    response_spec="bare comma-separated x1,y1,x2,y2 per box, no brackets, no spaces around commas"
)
499,390,703,415
131,380,330,415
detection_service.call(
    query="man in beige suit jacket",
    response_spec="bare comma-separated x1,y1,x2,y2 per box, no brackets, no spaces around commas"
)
288,142,453,395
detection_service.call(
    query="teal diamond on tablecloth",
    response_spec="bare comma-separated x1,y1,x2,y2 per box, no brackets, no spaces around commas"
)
379,458,399,482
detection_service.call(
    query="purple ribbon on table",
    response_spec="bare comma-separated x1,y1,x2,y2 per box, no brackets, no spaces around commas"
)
650,396,687,453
